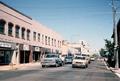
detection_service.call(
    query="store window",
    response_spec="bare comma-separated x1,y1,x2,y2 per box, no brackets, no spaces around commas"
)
15,25,20,38
0,19,6,34
8,22,13,36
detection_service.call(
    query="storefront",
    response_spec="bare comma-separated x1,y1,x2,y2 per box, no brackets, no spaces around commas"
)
19,44,31,64
32,46,41,62
0,41,16,65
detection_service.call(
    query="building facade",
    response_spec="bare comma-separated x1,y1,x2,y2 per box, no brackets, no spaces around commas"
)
0,2,63,65
68,40,91,55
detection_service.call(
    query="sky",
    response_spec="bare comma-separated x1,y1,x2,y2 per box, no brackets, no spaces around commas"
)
0,0,120,51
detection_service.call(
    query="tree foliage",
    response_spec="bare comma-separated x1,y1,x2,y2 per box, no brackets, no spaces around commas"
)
99,48,106,57
104,39,114,56
102,39,115,67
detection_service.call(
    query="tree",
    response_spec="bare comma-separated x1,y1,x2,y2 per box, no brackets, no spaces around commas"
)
104,39,115,67
99,48,106,57
104,39,114,56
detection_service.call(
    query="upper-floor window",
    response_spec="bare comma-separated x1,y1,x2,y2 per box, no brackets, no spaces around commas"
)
51,38,53,46
15,25,20,38
60,41,61,47
42,35,44,44
48,37,50,46
33,32,36,41
58,41,59,47
0,19,6,34
45,36,47,45
54,39,56,47
8,22,13,36
27,29,30,41
38,33,40,42
21,27,25,39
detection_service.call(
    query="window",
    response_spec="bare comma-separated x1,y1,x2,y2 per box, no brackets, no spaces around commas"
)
27,29,30,40
51,38,53,46
45,36,47,45
21,27,25,39
0,19,6,34
38,33,40,42
33,32,36,41
58,41,59,47
60,41,61,47
48,37,50,46
15,25,20,38
42,35,44,44
8,22,13,36
54,39,56,47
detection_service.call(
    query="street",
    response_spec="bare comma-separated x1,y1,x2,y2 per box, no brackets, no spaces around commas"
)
0,60,119,81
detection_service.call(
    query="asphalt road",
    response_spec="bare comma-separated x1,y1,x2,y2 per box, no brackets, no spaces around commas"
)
0,60,119,81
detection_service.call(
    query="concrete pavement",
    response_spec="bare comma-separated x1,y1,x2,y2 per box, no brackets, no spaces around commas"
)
0,62,41,71
103,59,120,78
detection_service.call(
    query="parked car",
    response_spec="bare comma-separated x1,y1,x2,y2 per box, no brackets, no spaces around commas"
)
60,55,67,64
41,54,63,67
65,56,73,64
72,56,88,68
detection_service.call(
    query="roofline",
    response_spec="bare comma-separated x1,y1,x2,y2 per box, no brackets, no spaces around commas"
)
0,1,32,20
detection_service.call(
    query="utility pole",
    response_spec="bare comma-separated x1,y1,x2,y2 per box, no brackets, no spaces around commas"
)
112,0,119,69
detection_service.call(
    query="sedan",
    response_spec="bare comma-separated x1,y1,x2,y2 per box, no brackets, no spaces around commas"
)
72,56,88,68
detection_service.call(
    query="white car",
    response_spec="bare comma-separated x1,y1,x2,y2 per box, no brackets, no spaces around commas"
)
41,54,63,67
72,56,88,68
90,57,95,61
81,54,91,64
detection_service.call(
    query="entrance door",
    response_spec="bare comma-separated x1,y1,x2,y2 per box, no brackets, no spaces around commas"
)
0,50,12,65
20,51,30,63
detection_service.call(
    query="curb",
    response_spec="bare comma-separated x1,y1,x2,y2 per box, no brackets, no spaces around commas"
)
103,61,120,78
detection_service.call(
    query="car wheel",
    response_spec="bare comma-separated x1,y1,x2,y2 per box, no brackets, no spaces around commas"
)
42,65,45,68
55,63,59,67
72,65,75,68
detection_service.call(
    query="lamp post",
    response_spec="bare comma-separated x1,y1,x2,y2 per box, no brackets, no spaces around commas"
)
112,0,119,69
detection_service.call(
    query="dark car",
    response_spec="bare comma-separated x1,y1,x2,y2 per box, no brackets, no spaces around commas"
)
65,56,73,64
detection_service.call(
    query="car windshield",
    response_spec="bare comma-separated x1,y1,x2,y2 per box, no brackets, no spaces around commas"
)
46,54,58,58
65,57,72,59
82,54,89,57
74,56,85,60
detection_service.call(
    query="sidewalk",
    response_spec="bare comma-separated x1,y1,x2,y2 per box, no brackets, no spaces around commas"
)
0,62,42,71
103,60,120,78
109,67,120,78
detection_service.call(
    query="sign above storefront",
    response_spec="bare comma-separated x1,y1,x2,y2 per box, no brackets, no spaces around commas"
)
23,44,30,51
34,46,40,51
0,42,12,48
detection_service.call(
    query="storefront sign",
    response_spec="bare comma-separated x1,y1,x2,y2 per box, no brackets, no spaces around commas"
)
34,47,40,51
23,45,30,51
0,42,12,48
